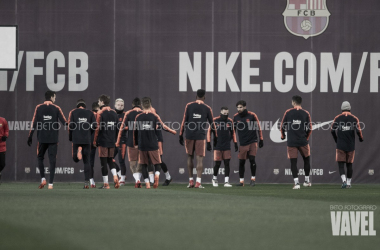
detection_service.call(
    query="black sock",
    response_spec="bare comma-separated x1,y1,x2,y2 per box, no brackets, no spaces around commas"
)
248,155,256,177
290,158,298,179
224,159,230,177
338,162,345,177
160,156,168,173
303,156,310,177
213,161,221,178
346,163,353,179
239,159,245,179
100,157,108,176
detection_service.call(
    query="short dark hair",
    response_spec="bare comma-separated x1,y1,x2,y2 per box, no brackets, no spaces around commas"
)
92,102,99,110
141,97,151,109
221,106,228,111
77,99,85,105
99,94,110,106
197,89,205,98
132,97,141,106
236,100,246,107
45,91,56,101
292,95,302,105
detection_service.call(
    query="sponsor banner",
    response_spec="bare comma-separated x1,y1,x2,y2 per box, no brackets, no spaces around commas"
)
0,0,379,183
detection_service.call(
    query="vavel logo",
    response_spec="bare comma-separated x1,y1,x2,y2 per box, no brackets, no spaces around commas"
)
283,0,331,39
330,205,376,236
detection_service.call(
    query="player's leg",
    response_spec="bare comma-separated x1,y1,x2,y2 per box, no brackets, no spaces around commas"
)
134,163,142,188
141,164,150,187
118,144,127,185
185,139,195,188
113,147,121,177
161,156,172,186
47,143,58,189
89,145,96,187
187,154,194,188
248,155,256,186
194,140,205,188
336,149,347,188
212,150,222,187
195,156,204,188
290,158,300,189
212,161,221,187
107,149,119,189
287,146,300,189
82,145,91,188
299,145,311,187
223,159,232,187
302,156,311,187
99,156,110,189
236,159,246,186
72,144,80,163
346,150,354,188
37,143,48,189
128,146,141,185
248,143,258,186
148,163,154,185
0,152,5,184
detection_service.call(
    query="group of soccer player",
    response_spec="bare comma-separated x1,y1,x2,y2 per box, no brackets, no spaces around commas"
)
23,88,363,190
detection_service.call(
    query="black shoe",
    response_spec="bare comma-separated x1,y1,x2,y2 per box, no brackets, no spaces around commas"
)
236,182,244,186
250,179,256,187
162,178,172,186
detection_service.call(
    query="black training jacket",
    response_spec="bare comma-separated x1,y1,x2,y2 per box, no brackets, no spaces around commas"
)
180,100,217,140
233,111,263,146
134,110,176,151
29,101,67,143
116,106,142,147
280,107,312,147
93,106,118,148
331,112,363,152
207,116,237,151
68,107,97,144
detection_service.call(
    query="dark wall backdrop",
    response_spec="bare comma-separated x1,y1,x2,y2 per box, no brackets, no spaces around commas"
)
0,0,379,183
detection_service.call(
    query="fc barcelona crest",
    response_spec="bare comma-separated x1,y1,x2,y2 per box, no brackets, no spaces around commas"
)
283,0,331,39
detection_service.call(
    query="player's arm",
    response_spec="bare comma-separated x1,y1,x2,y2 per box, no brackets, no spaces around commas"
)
355,117,364,142
93,112,102,146
207,107,217,138
27,106,39,146
230,119,237,143
330,117,338,143
116,112,128,147
280,111,287,140
305,112,312,141
179,104,189,137
133,115,141,147
155,114,176,135
252,113,264,148
57,106,68,126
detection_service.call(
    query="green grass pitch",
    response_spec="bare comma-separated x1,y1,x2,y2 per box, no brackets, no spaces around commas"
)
0,183,379,250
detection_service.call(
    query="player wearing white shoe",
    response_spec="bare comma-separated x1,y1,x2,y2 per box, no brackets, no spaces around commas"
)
280,95,312,189
207,107,237,187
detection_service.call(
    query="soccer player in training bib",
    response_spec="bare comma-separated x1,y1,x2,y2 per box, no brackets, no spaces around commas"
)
280,95,312,190
207,107,237,187
116,98,143,188
0,116,9,184
331,101,363,189
179,89,217,188
93,95,120,189
28,91,67,189
233,100,263,187
68,99,97,189
133,97,176,189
